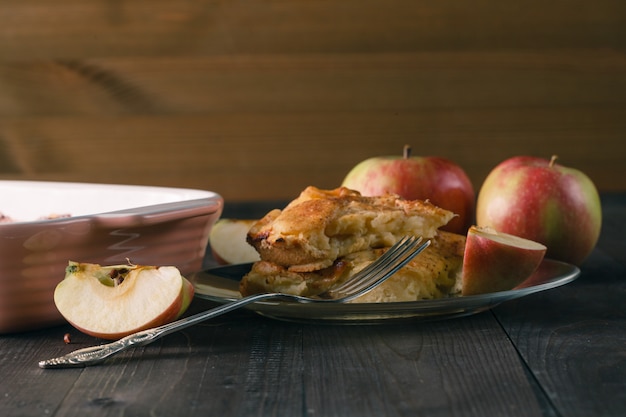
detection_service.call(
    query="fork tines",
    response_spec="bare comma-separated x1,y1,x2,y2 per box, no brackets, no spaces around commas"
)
327,236,430,298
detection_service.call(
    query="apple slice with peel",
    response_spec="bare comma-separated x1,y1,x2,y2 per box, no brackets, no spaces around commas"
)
54,261,194,340
462,226,547,296
210,219,261,264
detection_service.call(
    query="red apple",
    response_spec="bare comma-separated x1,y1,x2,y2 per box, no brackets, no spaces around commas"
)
476,155,602,265
462,226,547,295
341,145,475,234
210,219,261,264
53,262,194,340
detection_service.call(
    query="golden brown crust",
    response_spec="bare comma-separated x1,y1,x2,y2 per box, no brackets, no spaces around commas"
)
247,186,455,269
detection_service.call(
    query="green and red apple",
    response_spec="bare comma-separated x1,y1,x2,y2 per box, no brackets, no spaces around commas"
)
476,155,602,265
54,262,194,340
209,219,261,264
341,145,475,234
462,226,547,295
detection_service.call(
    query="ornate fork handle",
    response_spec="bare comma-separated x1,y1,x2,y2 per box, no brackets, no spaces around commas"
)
39,330,159,368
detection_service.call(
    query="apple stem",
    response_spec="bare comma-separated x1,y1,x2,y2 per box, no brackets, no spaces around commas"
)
549,155,558,167
403,145,411,159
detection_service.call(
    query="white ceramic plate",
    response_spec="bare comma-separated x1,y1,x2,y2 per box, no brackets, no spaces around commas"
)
191,259,580,324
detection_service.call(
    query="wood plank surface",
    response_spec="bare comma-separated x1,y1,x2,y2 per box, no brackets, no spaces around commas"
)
0,308,548,417
1,1,625,200
300,317,546,417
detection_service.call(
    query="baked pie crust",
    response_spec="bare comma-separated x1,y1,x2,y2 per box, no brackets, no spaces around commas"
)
247,186,455,271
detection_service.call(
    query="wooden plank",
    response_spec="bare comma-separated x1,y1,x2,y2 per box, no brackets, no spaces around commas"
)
1,1,625,59
0,107,624,200
0,325,86,414
302,315,551,417
44,311,306,416
598,193,626,266
495,254,626,417
2,307,549,417
1,51,625,116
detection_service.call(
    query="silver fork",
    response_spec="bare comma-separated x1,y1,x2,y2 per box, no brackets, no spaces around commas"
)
39,236,430,369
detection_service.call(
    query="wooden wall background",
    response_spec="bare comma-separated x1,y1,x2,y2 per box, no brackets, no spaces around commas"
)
1,1,625,202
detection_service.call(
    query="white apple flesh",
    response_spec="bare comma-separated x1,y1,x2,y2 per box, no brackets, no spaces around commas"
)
462,226,547,296
210,219,261,264
54,262,194,340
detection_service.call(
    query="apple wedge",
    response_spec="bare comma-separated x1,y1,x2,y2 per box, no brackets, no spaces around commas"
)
462,226,547,296
54,262,194,340
210,218,261,264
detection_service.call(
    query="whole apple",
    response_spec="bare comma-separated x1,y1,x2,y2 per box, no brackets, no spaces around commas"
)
476,155,602,266
341,145,475,234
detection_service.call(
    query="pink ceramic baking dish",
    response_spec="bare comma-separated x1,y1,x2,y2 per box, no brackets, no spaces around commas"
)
0,181,223,333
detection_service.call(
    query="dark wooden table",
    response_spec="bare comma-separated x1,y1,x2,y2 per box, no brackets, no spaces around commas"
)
1,194,624,417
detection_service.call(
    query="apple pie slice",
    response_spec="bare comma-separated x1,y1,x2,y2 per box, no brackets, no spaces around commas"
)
240,186,465,302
